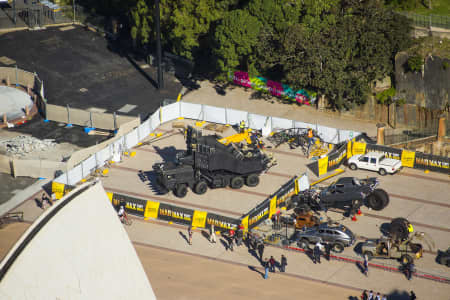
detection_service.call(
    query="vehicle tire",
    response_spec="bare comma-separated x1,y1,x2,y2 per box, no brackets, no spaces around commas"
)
298,239,309,250
174,184,188,198
400,254,413,265
194,180,208,195
378,168,387,176
349,163,358,171
363,251,373,260
390,218,409,241
446,260,450,268
230,176,244,189
245,174,260,187
366,190,387,211
375,189,390,208
332,242,345,253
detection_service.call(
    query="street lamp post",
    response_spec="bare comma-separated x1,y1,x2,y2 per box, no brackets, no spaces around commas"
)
155,0,164,89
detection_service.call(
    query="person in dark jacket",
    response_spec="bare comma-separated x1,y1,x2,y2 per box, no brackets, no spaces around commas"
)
257,242,265,261
269,256,276,272
280,255,287,272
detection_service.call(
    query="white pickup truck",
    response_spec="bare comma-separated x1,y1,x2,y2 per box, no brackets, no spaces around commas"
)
348,152,402,175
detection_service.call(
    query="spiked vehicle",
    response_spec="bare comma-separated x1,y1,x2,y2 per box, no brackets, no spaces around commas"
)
152,126,276,197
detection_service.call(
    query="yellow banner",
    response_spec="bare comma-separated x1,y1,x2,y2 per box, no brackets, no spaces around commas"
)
241,215,249,231
269,196,277,219
144,201,160,220
192,210,208,228
51,182,65,194
347,141,352,159
352,142,367,155
106,192,113,202
401,150,416,168
54,192,64,200
318,156,329,176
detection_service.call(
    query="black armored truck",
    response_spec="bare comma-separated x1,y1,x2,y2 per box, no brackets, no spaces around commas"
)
152,126,276,197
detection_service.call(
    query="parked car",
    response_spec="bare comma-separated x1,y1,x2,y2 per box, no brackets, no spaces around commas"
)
437,247,450,267
293,223,355,253
348,152,402,175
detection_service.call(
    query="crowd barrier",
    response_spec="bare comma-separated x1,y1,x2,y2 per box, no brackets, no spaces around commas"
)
307,136,450,177
50,174,310,232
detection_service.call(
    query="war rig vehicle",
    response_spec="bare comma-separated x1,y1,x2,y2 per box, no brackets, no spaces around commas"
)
152,126,276,197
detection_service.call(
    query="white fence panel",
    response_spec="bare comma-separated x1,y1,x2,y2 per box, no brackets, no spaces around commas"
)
180,102,202,120
150,111,160,130
97,146,111,166
138,119,150,140
125,128,139,149
67,164,82,185
203,105,226,124
317,125,339,144
271,117,293,130
338,130,358,142
81,155,97,178
54,172,67,184
294,121,314,130
226,108,248,126
161,102,180,123
248,113,267,130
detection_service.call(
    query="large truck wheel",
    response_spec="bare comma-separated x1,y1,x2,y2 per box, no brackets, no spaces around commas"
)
174,184,188,198
194,180,208,195
230,176,244,189
376,189,390,208
390,218,409,241
245,174,260,187
367,190,388,211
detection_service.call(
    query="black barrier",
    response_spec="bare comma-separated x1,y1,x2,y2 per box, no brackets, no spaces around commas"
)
206,213,240,231
112,193,146,217
414,152,450,174
307,161,320,177
274,177,297,208
158,203,194,226
365,144,402,160
247,199,271,229
354,133,376,144
327,142,347,173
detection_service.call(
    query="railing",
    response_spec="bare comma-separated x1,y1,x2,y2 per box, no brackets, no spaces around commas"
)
396,11,450,30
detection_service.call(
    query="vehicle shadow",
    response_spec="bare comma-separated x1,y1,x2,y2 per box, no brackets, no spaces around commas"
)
152,145,183,162
353,242,364,256
137,169,166,195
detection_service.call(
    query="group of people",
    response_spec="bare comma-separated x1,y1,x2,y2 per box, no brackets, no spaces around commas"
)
262,255,288,279
360,290,416,300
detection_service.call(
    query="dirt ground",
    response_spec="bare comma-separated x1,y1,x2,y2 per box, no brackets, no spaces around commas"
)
0,222,30,261
135,243,360,300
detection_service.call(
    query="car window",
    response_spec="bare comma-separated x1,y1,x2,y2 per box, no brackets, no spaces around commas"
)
370,158,377,164
319,230,325,234
325,230,334,234
360,157,369,162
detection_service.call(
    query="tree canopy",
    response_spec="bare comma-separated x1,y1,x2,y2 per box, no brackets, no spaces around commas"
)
124,0,412,109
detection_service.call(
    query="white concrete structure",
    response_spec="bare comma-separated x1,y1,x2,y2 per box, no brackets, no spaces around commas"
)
0,181,156,300
0,86,33,120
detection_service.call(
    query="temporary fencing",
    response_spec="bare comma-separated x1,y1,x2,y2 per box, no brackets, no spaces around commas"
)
52,101,359,185
307,135,449,176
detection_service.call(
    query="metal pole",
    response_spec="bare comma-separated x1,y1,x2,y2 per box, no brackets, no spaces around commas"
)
13,0,16,24
155,0,164,89
73,0,76,23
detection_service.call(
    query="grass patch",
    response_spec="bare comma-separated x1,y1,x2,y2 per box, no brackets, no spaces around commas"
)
406,36,450,60
407,0,450,16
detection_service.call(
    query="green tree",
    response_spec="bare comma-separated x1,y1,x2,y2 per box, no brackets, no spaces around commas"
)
213,10,263,74
130,0,152,45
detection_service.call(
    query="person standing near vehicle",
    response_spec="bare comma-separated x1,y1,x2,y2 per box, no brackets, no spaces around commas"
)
363,254,369,276
280,254,287,272
313,240,322,264
239,120,246,133
210,225,217,243
307,128,314,153
188,226,193,245
257,242,265,262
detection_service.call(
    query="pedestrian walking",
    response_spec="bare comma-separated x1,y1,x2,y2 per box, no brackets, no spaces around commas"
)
324,242,331,261
409,291,416,300
313,240,322,264
264,258,269,279
361,290,368,300
269,256,276,272
368,290,373,300
188,226,193,245
228,229,235,251
257,242,265,261
363,254,369,276
404,262,415,280
280,254,287,272
375,292,381,300
210,225,217,243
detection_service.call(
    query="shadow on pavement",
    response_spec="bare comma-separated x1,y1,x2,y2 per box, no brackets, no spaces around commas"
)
248,266,265,279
